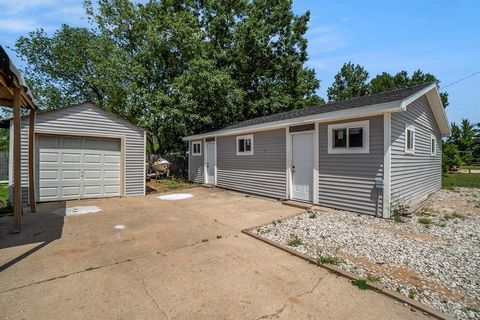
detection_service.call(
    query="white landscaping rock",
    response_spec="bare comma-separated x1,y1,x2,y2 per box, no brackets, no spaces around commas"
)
254,188,480,320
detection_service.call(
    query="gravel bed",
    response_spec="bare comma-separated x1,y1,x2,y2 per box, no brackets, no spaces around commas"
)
253,188,480,320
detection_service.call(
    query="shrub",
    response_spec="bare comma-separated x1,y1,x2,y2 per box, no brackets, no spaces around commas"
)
287,236,303,247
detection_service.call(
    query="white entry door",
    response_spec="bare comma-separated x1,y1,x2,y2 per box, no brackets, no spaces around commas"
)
206,141,215,184
292,133,314,201
37,134,121,202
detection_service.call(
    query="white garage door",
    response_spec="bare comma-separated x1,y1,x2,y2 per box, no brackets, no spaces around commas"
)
37,134,122,202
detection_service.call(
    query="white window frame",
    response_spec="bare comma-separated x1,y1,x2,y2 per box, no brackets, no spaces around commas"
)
404,124,415,154
192,141,202,156
327,120,370,154
430,134,437,156
236,134,254,156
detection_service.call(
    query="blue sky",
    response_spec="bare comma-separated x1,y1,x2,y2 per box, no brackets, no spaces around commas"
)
1,0,479,124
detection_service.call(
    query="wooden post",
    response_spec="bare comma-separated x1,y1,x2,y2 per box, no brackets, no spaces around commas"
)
13,87,22,230
28,109,36,213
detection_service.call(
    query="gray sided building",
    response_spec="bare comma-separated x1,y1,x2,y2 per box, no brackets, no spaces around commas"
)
183,83,449,218
3,102,145,205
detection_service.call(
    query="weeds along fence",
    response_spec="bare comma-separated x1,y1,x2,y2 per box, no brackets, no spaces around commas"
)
0,151,8,181
146,154,188,178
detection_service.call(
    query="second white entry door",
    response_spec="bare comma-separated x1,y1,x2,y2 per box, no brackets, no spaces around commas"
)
206,141,215,184
292,132,314,202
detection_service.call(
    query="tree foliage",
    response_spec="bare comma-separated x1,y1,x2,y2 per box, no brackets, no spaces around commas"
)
327,62,369,102
15,0,321,153
327,62,449,107
447,119,478,165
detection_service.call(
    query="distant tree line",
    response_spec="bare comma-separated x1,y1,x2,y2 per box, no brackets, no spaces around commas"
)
443,119,480,172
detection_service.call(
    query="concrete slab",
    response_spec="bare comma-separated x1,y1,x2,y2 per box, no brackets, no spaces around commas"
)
0,187,429,319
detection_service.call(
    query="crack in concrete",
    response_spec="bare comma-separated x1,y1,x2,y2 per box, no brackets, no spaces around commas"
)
255,302,288,320
134,260,170,320
253,276,325,320
0,256,148,294
297,276,325,297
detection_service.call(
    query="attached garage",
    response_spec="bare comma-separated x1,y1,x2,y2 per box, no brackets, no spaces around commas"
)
3,102,145,205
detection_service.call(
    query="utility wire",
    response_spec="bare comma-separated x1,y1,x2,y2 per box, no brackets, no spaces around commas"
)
440,71,480,89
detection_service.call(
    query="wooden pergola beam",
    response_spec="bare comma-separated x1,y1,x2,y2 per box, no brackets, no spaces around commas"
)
13,87,22,230
28,109,36,213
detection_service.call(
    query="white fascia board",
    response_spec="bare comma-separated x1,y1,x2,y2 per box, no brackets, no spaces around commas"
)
182,100,403,141
400,83,450,137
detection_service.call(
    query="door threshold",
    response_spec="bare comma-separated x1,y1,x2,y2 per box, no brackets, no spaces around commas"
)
282,200,313,210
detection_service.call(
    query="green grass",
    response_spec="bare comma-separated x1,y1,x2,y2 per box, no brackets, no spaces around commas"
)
287,236,303,247
366,274,381,283
461,165,480,170
318,255,343,266
0,183,13,215
417,216,432,225
442,173,480,189
351,279,369,290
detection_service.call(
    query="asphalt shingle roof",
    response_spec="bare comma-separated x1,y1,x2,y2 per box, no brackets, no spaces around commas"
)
216,82,434,132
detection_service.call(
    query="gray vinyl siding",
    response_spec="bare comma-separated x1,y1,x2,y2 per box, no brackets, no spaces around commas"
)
318,116,384,216
216,128,286,198
188,141,204,183
391,96,442,205
12,103,145,205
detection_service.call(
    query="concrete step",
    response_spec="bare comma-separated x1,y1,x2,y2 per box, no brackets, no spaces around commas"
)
282,200,313,210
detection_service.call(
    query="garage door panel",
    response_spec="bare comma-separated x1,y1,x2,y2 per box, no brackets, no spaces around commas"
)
61,186,82,197
104,185,120,194
39,152,59,163
39,169,58,180
104,154,120,164
39,187,59,198
83,185,102,196
37,135,122,202
104,170,120,179
62,170,82,180
84,154,102,164
84,170,102,179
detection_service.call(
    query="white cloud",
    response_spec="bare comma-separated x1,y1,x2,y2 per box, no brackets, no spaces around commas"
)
0,19,41,33
306,25,346,53
0,0,57,15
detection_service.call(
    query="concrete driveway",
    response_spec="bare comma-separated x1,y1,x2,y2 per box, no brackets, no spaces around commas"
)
0,187,428,320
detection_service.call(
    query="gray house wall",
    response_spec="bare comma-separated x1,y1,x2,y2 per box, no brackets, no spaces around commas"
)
318,116,384,216
216,128,286,198
390,96,442,205
188,140,204,183
11,103,145,205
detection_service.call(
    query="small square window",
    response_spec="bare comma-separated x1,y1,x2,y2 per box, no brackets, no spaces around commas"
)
237,135,254,155
192,141,202,156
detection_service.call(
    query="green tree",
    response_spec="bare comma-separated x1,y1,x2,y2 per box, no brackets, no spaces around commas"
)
442,142,462,172
14,0,321,153
447,119,477,164
370,70,449,107
0,129,9,152
327,62,369,102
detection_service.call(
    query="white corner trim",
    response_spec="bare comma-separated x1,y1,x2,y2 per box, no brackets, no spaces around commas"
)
143,130,146,195
404,124,416,154
192,140,202,156
399,83,436,110
383,113,391,218
313,122,319,204
203,139,208,184
285,128,292,199
214,139,217,185
236,134,254,156
327,120,370,154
